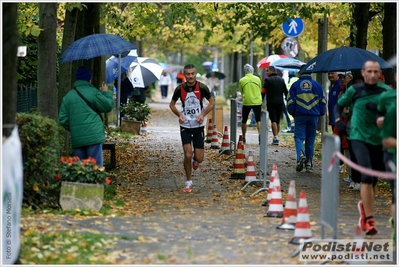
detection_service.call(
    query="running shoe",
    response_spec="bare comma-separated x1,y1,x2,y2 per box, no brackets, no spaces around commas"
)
358,201,378,235
296,155,307,172
183,180,193,193
306,164,313,173
349,181,355,189
364,217,378,235
271,137,279,145
192,154,199,170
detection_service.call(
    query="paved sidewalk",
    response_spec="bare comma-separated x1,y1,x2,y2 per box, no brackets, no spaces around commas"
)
21,100,395,264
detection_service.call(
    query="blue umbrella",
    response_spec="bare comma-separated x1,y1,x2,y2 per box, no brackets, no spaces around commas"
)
105,50,138,84
302,46,393,73
59,33,136,62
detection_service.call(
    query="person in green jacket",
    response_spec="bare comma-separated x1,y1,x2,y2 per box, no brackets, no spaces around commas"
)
239,64,262,144
334,60,392,236
59,66,114,166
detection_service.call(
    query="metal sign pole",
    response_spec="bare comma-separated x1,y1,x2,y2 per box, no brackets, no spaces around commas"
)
116,54,122,127
230,98,237,156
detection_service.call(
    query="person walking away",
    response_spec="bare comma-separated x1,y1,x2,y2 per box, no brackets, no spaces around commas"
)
206,72,221,96
59,66,114,166
239,64,262,144
282,71,299,133
327,72,341,132
169,64,215,193
159,71,171,99
262,66,288,145
334,59,392,235
287,65,326,173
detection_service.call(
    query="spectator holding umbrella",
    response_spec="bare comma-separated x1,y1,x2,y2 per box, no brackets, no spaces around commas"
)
327,72,341,132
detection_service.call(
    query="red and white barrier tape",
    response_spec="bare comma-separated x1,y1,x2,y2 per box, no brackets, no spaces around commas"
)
327,151,397,180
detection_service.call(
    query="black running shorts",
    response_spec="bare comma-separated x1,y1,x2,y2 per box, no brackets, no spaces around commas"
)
180,126,205,149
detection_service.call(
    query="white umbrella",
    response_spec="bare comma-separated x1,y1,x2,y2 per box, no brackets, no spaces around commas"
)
129,57,163,88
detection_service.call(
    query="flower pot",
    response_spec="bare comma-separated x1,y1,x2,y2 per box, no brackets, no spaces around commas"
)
59,181,104,211
121,119,141,135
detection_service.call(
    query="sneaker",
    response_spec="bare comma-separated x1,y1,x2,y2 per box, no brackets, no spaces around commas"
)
272,137,279,145
296,155,307,172
357,201,378,235
192,154,199,170
281,127,291,133
242,138,246,144
183,180,193,193
349,181,355,189
353,183,361,191
364,217,378,235
306,164,313,173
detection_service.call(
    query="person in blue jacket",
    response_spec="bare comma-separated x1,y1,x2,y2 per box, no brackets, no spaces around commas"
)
286,65,326,173
327,72,341,132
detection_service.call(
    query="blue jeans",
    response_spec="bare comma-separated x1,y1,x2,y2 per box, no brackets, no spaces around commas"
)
161,85,168,98
293,115,318,165
73,143,103,166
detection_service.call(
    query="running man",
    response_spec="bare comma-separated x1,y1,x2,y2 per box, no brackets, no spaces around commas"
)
334,59,392,235
169,64,215,193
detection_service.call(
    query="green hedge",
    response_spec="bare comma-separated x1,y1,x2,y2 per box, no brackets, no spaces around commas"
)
16,113,60,208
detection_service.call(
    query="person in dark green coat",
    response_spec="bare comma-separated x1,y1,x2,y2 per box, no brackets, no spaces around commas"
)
59,66,114,166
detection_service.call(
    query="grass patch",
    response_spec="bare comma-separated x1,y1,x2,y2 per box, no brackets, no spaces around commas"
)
19,230,118,264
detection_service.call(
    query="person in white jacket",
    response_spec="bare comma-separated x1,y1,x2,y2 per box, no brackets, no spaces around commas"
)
159,71,172,99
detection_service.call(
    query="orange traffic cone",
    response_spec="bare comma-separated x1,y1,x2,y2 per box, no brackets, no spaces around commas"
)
210,124,220,149
219,125,231,155
262,164,277,206
289,190,312,244
206,118,213,143
264,172,284,218
277,180,297,230
230,135,245,179
244,151,257,183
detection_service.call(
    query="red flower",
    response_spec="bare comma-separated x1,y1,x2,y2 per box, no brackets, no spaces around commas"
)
88,157,97,164
55,175,61,180
61,156,68,163
73,156,80,163
67,157,73,164
105,177,111,185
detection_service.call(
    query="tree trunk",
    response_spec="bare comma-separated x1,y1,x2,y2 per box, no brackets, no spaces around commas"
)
38,3,58,120
382,3,396,86
2,3,19,137
58,8,78,108
350,3,370,48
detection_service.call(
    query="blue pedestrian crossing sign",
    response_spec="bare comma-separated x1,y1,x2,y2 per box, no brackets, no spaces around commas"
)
282,18,304,37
